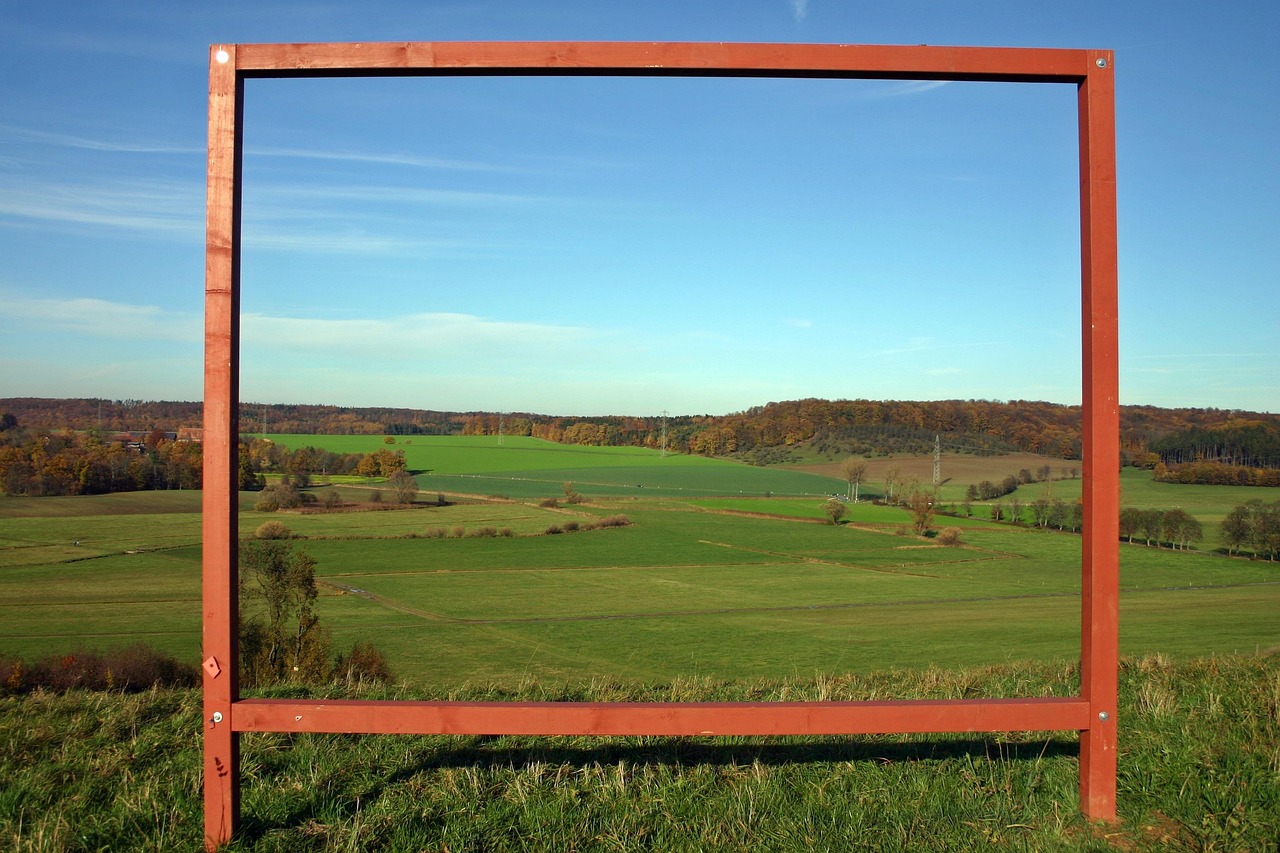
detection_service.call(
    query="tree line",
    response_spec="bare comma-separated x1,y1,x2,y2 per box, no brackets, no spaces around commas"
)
0,427,201,496
1149,422,1280,469
5,397,1279,471
1118,507,1204,550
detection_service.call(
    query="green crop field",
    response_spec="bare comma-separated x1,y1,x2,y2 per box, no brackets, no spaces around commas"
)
3,437,1277,690
267,434,846,499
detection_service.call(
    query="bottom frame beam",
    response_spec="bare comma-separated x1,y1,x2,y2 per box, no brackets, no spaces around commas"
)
233,696,1091,737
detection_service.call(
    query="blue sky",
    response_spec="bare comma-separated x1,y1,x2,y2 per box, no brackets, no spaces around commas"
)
1,2,1276,416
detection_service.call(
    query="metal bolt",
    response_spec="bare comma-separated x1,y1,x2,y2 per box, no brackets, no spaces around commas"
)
211,711,224,724
1098,711,1110,722
1095,57,1108,69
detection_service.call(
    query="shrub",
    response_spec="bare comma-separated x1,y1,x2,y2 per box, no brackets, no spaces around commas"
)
469,526,498,538
563,521,580,532
0,644,198,695
498,527,514,537
598,514,632,528
545,524,563,535
451,526,466,538
332,641,394,685
937,527,963,547
255,520,293,540
254,483,302,512
538,498,559,508
321,490,342,510
368,490,383,504
423,527,447,539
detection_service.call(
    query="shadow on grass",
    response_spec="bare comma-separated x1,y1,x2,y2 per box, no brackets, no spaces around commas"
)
235,733,1078,843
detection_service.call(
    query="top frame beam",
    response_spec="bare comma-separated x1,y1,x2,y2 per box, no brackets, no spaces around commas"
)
224,41,1100,83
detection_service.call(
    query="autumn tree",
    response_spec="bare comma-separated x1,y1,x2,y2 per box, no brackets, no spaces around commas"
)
840,458,868,502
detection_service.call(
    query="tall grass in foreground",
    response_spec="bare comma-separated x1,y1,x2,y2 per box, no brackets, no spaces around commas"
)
2,655,1277,851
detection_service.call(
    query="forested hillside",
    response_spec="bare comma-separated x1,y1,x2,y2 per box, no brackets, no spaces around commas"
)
3,396,1277,465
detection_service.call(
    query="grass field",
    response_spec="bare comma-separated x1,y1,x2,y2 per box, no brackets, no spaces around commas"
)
3,655,1278,851
269,434,846,500
2,438,1277,689
4,439,1277,851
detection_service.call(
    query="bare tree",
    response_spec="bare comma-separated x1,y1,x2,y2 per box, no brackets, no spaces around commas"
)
907,489,936,536
882,464,902,504
840,458,868,502
388,470,418,504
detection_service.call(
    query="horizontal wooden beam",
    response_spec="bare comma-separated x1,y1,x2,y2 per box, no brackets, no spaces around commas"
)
227,41,1094,83
232,697,1092,736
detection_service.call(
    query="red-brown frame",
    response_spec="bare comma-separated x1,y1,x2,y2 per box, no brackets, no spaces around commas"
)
204,41,1118,849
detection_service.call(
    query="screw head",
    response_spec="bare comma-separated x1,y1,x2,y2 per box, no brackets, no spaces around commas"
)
1098,710,1110,722
211,711,224,724
1095,57,1108,69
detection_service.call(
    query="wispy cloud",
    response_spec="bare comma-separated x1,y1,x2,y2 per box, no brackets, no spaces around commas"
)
0,294,201,342
0,292,603,358
255,183,540,209
248,146,526,174
0,176,201,239
862,80,951,100
790,0,810,23
0,123,200,155
243,311,599,355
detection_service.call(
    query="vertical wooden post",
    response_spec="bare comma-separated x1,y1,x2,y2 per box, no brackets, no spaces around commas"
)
1077,49,1120,822
203,43,242,851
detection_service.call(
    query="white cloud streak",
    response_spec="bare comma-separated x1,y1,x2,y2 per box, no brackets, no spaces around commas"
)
243,311,599,355
0,293,599,359
248,145,525,174
0,294,201,342
0,176,201,239
0,122,201,155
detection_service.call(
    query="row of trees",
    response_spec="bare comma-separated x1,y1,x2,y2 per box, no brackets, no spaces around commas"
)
1220,501,1280,560
1118,507,1204,550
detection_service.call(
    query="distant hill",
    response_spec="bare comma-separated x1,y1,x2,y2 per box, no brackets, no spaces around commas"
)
3,396,1277,463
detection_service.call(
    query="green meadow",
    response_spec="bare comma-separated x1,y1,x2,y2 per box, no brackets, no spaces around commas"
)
2,439,1276,689
268,434,845,499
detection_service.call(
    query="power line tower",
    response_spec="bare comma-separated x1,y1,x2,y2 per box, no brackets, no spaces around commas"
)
933,434,941,488
660,410,669,458
497,413,505,446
